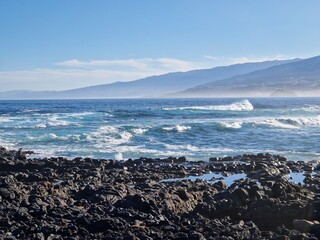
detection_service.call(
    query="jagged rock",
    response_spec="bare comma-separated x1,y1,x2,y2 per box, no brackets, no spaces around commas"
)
1,147,320,239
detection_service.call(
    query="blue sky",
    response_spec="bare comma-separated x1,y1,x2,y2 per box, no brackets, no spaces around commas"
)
0,0,320,91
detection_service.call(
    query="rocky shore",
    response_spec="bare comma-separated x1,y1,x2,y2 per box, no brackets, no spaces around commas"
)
1,147,320,239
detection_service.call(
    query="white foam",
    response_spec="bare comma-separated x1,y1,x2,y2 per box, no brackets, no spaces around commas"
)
247,116,320,129
163,143,235,153
67,134,83,141
46,116,72,127
0,139,15,148
301,105,320,112
21,109,36,113
161,107,175,110
195,99,253,111
164,100,254,111
220,122,242,129
26,133,61,141
90,126,133,146
85,134,95,141
0,116,12,122
99,133,132,145
47,116,59,121
132,128,148,134
163,125,191,132
35,124,47,128
66,112,95,117
114,152,123,160
164,144,199,151
118,132,133,143
47,121,70,127
98,126,118,133
282,116,320,126
257,119,299,129
49,133,58,139
95,145,187,157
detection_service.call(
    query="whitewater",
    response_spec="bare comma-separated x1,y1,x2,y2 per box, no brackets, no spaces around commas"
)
0,98,320,161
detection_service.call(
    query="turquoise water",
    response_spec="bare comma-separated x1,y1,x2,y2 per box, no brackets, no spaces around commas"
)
0,98,320,161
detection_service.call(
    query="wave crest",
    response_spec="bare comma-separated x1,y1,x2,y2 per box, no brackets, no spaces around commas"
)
164,99,254,111
281,116,320,126
219,122,243,129
163,125,191,132
249,116,320,129
132,128,148,134
0,116,12,122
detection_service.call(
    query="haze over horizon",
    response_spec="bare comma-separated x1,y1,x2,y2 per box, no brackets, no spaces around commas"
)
1,0,320,91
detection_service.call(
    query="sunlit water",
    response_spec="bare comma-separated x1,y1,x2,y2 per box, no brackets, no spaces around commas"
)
0,98,320,161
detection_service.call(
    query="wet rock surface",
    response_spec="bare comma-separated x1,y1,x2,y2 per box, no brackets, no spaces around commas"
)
1,147,320,239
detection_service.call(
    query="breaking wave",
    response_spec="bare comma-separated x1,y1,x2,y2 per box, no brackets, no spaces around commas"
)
247,116,320,129
255,119,299,129
90,126,133,146
0,116,12,122
47,116,72,127
163,125,191,132
218,122,243,129
300,105,320,112
164,100,254,111
215,116,320,130
280,116,320,126
132,128,148,134
2,98,320,162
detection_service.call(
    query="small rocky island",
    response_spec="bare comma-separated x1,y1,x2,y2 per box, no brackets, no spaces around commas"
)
1,147,320,239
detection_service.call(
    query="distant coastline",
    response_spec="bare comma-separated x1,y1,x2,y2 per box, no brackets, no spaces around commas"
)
3,56,320,99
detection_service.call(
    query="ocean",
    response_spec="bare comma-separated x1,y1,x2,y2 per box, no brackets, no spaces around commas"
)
0,98,319,161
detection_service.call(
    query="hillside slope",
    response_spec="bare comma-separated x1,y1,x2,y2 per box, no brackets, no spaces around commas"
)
0,59,296,99
173,56,320,97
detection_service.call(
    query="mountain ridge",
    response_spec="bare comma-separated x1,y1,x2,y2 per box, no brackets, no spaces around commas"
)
170,55,320,98
0,59,297,99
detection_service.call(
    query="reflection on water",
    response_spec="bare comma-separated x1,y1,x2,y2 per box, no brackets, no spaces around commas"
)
161,172,312,185
161,172,247,186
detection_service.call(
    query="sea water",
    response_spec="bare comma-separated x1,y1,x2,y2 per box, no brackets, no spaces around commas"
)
0,98,320,161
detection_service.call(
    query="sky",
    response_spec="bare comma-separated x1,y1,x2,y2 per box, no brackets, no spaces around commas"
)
0,0,320,91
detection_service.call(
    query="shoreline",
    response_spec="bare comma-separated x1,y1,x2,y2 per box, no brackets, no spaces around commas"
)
1,147,320,239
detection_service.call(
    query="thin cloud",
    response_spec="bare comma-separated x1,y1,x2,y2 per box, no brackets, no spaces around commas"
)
0,58,203,91
0,55,293,91
56,58,201,73
204,55,292,65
